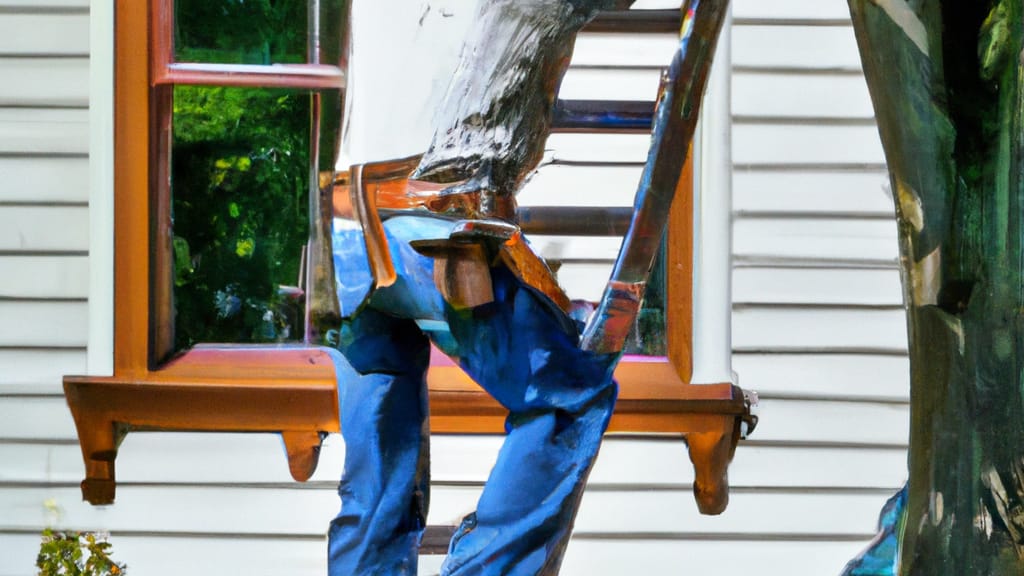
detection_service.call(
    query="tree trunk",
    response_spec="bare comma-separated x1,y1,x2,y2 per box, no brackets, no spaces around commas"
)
847,0,1024,573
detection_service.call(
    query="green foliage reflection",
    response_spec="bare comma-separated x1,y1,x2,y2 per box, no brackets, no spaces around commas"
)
172,86,310,350
175,0,307,65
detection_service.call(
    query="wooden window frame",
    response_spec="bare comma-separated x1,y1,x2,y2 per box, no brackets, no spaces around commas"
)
65,0,345,506
65,1,748,511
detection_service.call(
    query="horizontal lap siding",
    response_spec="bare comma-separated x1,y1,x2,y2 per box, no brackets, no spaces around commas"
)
0,2,908,576
733,73,874,119
0,4,97,576
0,349,86,392
0,14,88,57
728,3,908,576
0,535,873,576
0,2,91,397
0,109,89,155
734,170,893,216
0,431,907,574
0,256,89,299
0,206,89,252
0,0,87,7
0,157,90,203
0,58,89,108
0,485,893,538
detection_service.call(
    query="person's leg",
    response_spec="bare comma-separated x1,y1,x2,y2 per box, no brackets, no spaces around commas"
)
441,266,618,576
328,308,431,576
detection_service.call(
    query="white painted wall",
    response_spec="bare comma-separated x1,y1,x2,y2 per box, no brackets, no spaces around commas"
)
0,1,908,575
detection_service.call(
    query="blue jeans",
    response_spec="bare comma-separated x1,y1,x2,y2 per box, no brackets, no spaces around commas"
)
328,221,618,575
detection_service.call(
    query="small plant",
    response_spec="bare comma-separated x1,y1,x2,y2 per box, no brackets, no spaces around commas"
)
36,529,126,576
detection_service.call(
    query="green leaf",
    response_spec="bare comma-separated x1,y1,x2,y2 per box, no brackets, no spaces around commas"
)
235,237,256,258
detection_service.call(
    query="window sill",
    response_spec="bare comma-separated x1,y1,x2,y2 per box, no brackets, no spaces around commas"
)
65,348,748,513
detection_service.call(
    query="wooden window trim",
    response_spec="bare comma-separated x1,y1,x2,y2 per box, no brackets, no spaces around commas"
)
64,1,747,509
64,0,344,506
158,63,346,89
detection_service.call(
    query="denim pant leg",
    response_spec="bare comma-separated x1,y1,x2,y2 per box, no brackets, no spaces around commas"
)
328,308,431,576
441,267,619,576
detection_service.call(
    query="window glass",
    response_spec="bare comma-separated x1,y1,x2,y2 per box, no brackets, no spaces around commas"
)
625,239,667,356
171,85,312,350
317,89,344,171
308,88,345,341
174,0,309,65
316,0,349,65
546,236,668,357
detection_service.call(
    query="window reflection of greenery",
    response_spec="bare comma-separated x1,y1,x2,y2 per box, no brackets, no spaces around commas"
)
174,0,307,65
171,86,310,351
169,0,665,354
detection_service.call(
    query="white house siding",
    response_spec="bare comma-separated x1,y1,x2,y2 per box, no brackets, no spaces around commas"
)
0,1,910,575
0,0,92,572
727,1,910,574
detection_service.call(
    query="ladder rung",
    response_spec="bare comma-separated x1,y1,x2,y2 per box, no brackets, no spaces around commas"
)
421,525,457,555
583,9,682,34
518,206,633,236
552,99,655,133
